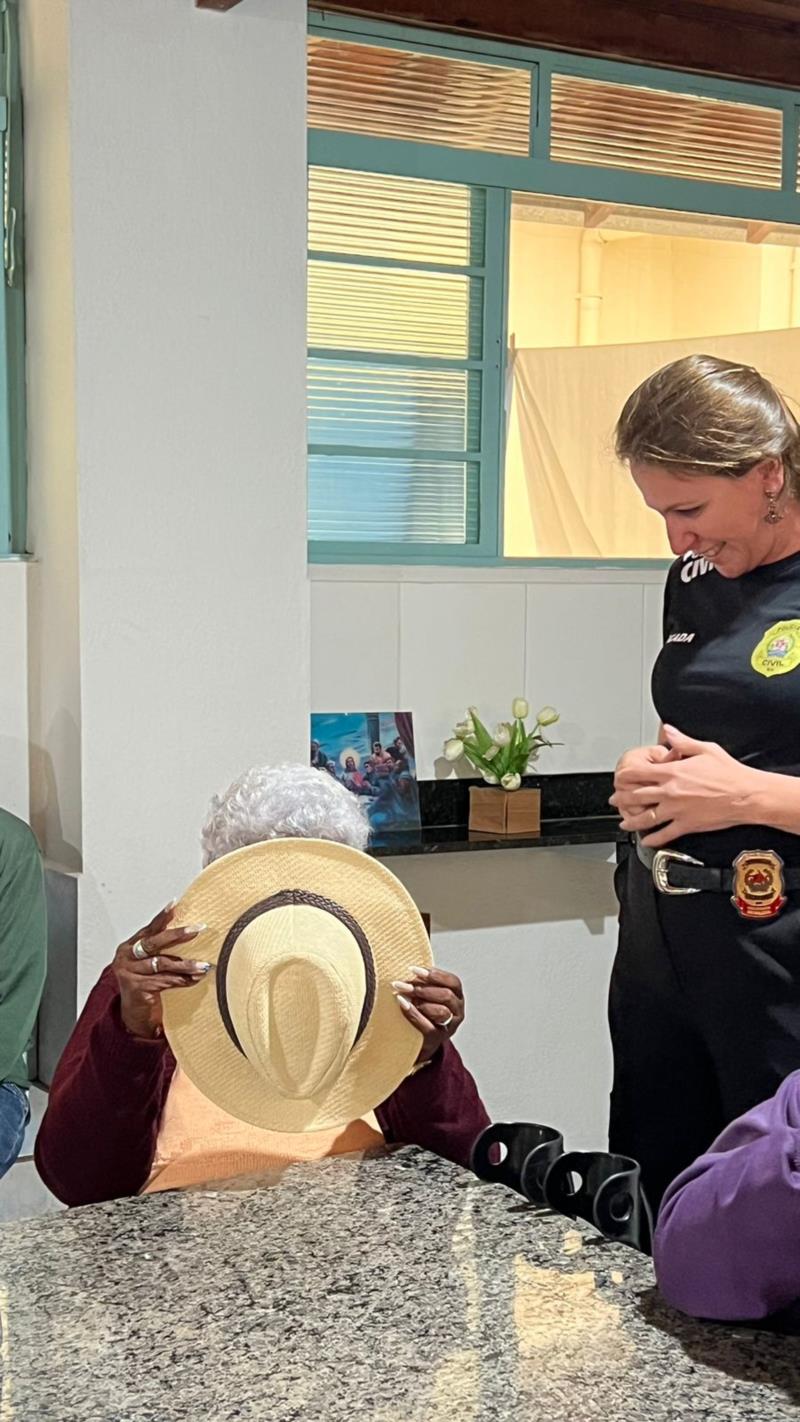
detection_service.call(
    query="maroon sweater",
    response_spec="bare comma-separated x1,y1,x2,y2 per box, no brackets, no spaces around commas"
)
35,967,491,1206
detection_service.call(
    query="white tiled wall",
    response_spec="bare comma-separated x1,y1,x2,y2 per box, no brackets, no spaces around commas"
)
400,581,527,778
310,565,668,1148
524,582,646,772
311,567,667,776
311,581,401,711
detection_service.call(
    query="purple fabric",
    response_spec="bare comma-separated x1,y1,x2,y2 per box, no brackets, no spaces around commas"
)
654,1070,800,1321
35,966,490,1207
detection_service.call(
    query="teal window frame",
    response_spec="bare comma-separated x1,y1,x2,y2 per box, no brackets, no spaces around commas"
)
308,182,507,561
308,10,800,567
0,0,25,557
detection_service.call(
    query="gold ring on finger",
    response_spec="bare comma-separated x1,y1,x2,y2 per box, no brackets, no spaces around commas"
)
649,809,658,825
151,956,159,974
132,942,148,960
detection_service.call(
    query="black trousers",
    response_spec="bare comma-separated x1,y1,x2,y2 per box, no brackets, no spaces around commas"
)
609,847,800,1213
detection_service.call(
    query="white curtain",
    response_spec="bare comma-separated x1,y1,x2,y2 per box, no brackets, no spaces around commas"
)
505,327,800,559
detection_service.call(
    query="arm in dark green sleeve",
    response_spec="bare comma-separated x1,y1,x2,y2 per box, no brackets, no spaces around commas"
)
0,810,47,1085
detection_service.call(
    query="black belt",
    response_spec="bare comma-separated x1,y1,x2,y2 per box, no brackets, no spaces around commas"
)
635,838,800,918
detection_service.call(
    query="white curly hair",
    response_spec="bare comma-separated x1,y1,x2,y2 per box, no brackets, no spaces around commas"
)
200,763,370,866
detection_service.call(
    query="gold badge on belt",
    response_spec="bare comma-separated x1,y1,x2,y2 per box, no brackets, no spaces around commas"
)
731,850,786,919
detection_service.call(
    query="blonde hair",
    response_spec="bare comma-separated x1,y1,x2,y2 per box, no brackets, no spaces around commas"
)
615,354,800,497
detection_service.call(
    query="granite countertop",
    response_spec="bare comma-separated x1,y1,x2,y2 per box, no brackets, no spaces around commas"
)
369,815,623,857
369,773,623,856
3,1150,800,1421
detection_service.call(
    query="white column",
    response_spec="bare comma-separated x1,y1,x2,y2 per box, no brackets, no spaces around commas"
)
25,0,310,995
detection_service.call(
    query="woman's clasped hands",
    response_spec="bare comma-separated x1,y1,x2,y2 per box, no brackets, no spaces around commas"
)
610,726,761,847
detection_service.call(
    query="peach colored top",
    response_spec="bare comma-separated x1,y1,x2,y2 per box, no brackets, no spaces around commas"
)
141,1066,385,1194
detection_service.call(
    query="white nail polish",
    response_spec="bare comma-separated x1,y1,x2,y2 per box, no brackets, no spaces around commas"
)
184,924,207,934
391,980,415,993
396,994,412,1011
163,897,178,912
409,966,430,979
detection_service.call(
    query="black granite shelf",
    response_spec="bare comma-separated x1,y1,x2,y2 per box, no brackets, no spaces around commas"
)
419,770,615,825
367,773,622,857
369,814,623,857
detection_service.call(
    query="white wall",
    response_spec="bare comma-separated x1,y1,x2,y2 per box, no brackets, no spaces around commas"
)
21,0,82,871
508,221,582,348
387,844,619,1144
510,219,800,352
19,0,310,997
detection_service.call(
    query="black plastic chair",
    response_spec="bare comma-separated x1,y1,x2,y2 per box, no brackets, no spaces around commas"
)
471,1121,564,1205
471,1122,653,1253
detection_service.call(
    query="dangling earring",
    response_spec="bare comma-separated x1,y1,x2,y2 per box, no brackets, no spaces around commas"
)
765,491,784,524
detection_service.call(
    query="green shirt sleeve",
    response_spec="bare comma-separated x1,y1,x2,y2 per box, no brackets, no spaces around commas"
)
0,810,47,1087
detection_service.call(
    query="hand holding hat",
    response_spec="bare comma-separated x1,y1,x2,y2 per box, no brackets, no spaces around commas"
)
392,965,465,1063
158,838,438,1132
113,906,211,1042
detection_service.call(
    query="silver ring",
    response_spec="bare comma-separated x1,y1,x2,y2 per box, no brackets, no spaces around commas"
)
132,942,148,960
151,956,159,975
441,1011,454,1029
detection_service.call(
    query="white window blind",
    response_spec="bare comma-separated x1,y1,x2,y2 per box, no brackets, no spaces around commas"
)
308,168,485,546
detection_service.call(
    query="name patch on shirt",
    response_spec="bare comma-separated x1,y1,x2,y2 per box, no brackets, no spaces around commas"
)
680,554,713,583
667,632,695,644
751,620,800,677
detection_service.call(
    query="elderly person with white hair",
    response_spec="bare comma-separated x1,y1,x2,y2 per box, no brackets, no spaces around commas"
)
36,766,489,1205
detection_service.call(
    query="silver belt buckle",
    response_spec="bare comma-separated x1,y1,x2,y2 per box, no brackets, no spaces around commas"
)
651,848,703,895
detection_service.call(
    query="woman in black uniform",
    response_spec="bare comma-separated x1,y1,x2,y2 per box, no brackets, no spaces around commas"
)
609,353,800,1211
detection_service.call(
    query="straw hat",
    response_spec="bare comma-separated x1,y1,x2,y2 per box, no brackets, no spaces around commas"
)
162,838,433,1132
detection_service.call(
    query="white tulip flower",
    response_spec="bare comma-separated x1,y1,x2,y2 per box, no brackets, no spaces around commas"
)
512,697,529,719
493,723,512,747
454,720,472,738
536,706,559,726
484,744,500,761
443,738,464,762
501,772,521,791
482,771,499,785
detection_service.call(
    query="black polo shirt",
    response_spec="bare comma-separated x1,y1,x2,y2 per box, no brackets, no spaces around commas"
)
651,549,800,862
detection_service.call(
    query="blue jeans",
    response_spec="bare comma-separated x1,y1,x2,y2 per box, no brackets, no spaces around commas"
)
0,1082,29,1180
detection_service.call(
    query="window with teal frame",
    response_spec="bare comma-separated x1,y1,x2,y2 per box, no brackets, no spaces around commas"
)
0,0,25,557
308,168,504,553
308,11,800,566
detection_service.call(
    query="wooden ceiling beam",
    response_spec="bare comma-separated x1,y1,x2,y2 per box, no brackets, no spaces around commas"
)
584,204,613,229
315,0,800,89
746,221,776,243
